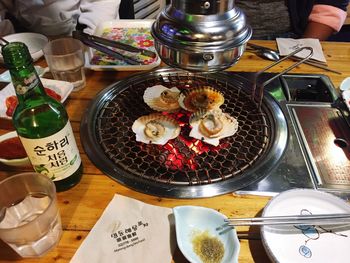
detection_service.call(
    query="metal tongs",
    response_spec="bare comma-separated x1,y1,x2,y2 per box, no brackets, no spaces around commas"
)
72,30,157,65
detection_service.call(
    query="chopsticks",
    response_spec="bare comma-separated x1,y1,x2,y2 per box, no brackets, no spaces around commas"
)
247,43,341,75
289,56,342,75
72,30,156,65
226,213,350,226
0,37,9,47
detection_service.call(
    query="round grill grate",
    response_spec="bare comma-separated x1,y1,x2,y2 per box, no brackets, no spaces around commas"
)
81,69,287,198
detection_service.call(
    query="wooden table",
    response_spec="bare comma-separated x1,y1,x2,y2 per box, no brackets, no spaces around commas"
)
1,40,349,262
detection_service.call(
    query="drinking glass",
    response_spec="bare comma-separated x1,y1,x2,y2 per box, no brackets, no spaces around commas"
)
43,37,86,91
0,172,62,258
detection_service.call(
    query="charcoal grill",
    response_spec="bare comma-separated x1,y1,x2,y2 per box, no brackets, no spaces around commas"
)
80,68,288,198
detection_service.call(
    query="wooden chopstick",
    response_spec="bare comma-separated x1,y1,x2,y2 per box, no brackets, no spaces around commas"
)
226,213,350,226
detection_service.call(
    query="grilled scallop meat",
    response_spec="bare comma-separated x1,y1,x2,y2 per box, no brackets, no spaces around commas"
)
179,86,224,112
143,85,181,112
189,109,238,146
132,113,180,145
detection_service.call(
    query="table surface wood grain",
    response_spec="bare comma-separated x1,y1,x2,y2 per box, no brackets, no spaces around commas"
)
0,40,349,263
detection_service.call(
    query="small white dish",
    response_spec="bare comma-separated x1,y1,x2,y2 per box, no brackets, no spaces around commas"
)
340,77,350,91
0,78,74,119
342,90,350,111
0,131,30,167
261,189,350,263
0,32,49,62
0,66,48,82
173,205,240,263
340,77,350,111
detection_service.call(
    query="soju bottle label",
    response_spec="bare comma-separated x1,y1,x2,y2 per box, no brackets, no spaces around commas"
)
15,72,39,95
19,121,82,181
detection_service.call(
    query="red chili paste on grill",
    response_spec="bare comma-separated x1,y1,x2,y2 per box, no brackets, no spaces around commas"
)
0,136,27,159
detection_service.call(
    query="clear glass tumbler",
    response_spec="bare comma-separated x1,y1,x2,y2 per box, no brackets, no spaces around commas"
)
0,172,62,258
43,37,86,91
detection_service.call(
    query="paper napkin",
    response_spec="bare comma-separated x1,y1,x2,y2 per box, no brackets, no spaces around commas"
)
276,38,327,64
70,194,176,263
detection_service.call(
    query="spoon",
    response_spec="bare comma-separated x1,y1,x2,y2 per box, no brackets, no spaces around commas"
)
246,43,280,61
173,205,240,263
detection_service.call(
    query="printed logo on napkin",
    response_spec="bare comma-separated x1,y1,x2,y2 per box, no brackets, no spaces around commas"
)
276,38,327,64
70,194,176,263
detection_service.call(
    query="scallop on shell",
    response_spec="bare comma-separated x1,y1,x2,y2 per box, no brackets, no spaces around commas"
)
143,85,181,112
132,113,180,145
189,109,238,146
179,86,224,112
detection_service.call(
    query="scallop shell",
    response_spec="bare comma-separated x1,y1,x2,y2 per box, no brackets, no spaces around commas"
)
143,85,181,112
189,109,238,146
132,113,180,145
178,86,224,112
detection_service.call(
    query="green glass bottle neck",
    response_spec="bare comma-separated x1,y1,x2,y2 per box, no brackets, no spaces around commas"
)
2,42,46,102
9,63,46,103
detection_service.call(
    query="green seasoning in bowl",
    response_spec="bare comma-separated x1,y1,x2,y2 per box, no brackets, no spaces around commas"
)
192,229,225,263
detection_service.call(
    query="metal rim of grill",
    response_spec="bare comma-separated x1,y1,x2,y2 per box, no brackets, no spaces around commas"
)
81,68,288,198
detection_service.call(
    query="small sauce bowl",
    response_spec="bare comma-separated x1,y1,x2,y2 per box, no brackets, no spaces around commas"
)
0,131,30,167
173,205,240,263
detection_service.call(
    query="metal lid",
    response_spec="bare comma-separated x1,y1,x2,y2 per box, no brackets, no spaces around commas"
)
151,0,252,52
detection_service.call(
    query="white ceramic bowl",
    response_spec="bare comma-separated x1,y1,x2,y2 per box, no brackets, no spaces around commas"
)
0,32,49,62
0,131,30,167
173,205,240,263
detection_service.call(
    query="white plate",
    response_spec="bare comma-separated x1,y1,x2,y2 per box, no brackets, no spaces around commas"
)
0,78,73,119
342,90,350,111
173,206,240,263
261,189,350,263
0,131,30,167
0,32,48,62
84,19,161,71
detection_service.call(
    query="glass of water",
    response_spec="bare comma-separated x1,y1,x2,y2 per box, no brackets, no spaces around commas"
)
43,37,86,91
0,172,62,258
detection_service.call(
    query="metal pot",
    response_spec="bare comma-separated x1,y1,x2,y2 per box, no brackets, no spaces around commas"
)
151,0,252,72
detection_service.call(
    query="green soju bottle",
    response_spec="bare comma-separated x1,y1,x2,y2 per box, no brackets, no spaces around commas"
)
2,41,83,191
